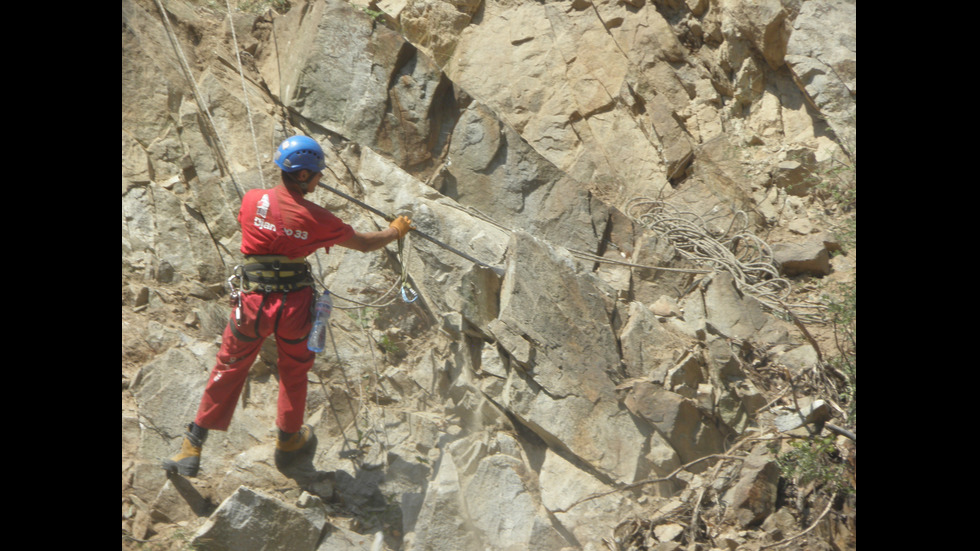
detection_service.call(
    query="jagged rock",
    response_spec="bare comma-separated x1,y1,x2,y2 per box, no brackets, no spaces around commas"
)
444,0,674,209
773,233,835,276
623,382,727,473
770,160,814,196
131,347,212,461
318,526,384,551
722,445,780,528
270,0,402,151
123,0,856,548
785,0,857,155
776,343,820,372
761,506,798,543
191,486,324,551
774,399,832,433
490,231,650,483
123,181,229,285
446,103,611,255
700,272,792,345
463,454,569,549
650,296,683,318
721,0,791,70
150,477,214,523
397,0,481,68
540,446,646,544
653,522,684,543
620,301,694,380
410,448,483,551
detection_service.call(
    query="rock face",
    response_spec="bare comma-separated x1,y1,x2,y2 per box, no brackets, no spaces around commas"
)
122,1,855,550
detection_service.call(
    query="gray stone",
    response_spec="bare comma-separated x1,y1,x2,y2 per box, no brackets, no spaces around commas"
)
623,382,727,472
192,486,323,551
774,399,832,432
785,0,857,155
620,301,694,379
411,450,483,551
723,445,780,528
773,235,833,276
317,525,381,551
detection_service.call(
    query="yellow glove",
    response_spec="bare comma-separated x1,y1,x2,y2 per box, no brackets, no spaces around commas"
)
389,215,415,239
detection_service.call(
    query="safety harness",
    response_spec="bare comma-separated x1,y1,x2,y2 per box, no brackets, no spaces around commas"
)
225,255,316,344
238,255,314,293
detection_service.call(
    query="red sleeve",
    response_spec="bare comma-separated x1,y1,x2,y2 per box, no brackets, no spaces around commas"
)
306,206,356,250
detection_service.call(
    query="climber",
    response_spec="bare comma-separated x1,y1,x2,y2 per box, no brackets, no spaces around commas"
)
163,135,415,477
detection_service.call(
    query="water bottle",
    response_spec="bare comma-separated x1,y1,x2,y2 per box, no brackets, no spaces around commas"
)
307,290,333,353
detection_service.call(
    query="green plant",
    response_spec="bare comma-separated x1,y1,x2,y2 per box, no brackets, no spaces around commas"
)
813,158,856,252
360,6,384,21
823,281,856,425
777,434,853,495
378,334,399,356
356,307,378,329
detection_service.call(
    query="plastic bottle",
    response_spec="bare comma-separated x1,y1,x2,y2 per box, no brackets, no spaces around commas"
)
307,290,333,353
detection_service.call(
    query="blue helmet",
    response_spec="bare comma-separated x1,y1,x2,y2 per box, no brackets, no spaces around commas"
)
274,135,326,173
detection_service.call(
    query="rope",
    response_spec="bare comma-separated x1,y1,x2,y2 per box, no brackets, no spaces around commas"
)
308,237,416,311
445,202,713,275
225,0,266,189
153,0,244,200
625,198,822,322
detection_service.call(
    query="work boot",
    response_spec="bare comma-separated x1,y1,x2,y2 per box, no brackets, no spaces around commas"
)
162,423,207,477
274,424,317,470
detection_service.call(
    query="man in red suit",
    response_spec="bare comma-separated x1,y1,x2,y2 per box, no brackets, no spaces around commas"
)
164,135,414,477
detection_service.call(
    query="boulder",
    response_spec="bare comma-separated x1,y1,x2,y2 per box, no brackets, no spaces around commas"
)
722,445,781,528
191,486,324,551
410,449,484,551
488,231,650,483
785,0,857,155
773,234,835,276
622,382,727,473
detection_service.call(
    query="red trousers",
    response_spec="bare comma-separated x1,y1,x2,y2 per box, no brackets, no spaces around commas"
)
194,286,315,434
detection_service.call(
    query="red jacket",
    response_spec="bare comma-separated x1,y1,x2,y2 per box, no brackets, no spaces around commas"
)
238,184,354,259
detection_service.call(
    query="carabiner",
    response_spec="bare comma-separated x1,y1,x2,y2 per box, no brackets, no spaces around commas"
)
226,272,239,297
400,283,419,303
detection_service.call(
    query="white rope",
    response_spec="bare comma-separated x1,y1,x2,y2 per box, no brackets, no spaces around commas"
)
625,198,823,323
309,239,414,311
153,0,243,199
225,0,266,189
445,202,712,275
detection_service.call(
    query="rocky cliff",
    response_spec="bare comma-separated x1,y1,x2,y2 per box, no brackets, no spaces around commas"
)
122,0,856,550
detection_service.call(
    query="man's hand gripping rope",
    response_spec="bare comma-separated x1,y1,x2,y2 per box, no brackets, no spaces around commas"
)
388,216,419,303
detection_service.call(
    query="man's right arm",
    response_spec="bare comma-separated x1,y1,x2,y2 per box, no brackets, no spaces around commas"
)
336,216,414,252
337,227,401,252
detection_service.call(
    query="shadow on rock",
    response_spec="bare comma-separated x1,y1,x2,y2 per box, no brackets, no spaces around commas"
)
274,434,340,502
165,471,217,517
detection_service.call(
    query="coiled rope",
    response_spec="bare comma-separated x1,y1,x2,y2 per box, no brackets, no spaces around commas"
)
625,198,822,322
